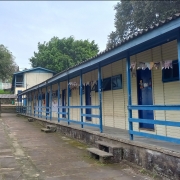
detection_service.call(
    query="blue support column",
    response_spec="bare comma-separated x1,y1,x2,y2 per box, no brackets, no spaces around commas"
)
41,88,42,118
126,52,133,140
67,76,70,125
21,95,24,114
177,29,180,80
37,88,39,118
30,92,32,116
80,70,83,128
15,75,16,89
58,82,60,122
45,86,48,120
50,84,52,120
34,90,35,117
98,64,103,133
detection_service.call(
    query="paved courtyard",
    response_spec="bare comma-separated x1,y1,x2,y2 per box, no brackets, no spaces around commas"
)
0,114,156,180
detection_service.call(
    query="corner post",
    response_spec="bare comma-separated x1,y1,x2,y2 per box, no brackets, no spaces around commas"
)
34,90,36,117
98,63,103,133
50,84,52,120
80,70,83,128
15,75,16,89
45,86,48,120
126,52,133,140
58,81,60,122
67,76,70,125
30,92,32,116
37,88,39,118
177,29,180,80
40,88,42,118
0,98,1,117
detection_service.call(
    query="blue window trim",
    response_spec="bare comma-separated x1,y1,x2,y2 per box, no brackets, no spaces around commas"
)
162,60,179,83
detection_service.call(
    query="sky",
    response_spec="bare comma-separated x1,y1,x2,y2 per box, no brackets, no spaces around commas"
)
0,1,118,70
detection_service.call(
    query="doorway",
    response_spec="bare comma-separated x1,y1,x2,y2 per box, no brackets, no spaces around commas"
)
137,68,154,130
85,85,91,121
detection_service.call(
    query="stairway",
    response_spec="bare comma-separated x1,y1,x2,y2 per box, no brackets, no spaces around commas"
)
87,141,123,163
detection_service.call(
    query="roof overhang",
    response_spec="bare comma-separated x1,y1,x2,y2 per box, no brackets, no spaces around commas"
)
19,16,180,95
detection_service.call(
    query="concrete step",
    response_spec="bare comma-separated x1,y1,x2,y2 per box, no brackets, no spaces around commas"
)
87,148,113,157
95,141,123,163
87,147,113,163
28,118,34,122
41,128,53,133
46,125,57,132
95,141,121,149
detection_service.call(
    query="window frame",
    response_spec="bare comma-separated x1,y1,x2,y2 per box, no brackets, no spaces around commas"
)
162,60,179,83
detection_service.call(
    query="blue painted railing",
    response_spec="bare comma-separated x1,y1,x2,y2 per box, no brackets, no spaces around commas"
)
16,82,24,87
56,105,101,129
28,105,101,131
34,106,51,120
128,105,180,144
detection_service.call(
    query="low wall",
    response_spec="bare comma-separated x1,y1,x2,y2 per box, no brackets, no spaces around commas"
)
20,114,180,180
1,105,16,113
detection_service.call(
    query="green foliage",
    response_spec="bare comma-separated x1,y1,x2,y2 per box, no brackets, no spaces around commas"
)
30,36,99,72
0,45,18,81
0,89,11,94
107,0,180,48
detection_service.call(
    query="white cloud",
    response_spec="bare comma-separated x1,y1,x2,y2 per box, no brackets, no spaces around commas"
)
0,1,117,70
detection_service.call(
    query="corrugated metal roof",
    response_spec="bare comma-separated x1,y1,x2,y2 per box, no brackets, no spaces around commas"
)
19,13,180,95
0,94,17,99
46,13,180,79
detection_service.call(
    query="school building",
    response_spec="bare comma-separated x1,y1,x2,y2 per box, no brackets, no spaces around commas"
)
18,13,180,144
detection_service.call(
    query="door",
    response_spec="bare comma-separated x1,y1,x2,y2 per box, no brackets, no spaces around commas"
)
137,69,154,129
46,93,49,115
62,89,66,118
85,85,91,121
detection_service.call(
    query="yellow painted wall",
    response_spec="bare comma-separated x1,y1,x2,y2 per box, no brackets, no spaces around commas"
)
24,72,53,89
29,40,180,139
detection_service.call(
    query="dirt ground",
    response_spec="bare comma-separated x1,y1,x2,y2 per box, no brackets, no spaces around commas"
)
0,114,158,180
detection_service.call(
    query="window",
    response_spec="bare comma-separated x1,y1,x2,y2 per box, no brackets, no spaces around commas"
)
91,74,123,92
91,81,99,92
102,77,111,91
112,75,122,90
162,60,179,82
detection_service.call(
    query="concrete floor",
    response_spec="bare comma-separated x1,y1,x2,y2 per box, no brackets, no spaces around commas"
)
0,113,155,180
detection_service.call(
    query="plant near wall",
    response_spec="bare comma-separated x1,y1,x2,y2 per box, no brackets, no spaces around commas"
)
29,36,99,73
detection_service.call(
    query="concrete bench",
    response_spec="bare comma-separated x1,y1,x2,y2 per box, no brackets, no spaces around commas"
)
87,147,113,163
46,125,57,132
28,118,34,122
41,128,52,133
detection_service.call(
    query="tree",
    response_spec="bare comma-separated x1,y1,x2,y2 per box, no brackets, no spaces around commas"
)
0,45,17,81
107,1,180,48
30,36,99,72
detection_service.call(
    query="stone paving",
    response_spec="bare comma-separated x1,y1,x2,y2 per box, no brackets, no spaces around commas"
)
0,114,156,180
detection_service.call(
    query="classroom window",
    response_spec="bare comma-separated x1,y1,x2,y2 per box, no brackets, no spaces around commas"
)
162,60,179,82
112,74,122,90
102,77,111,91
